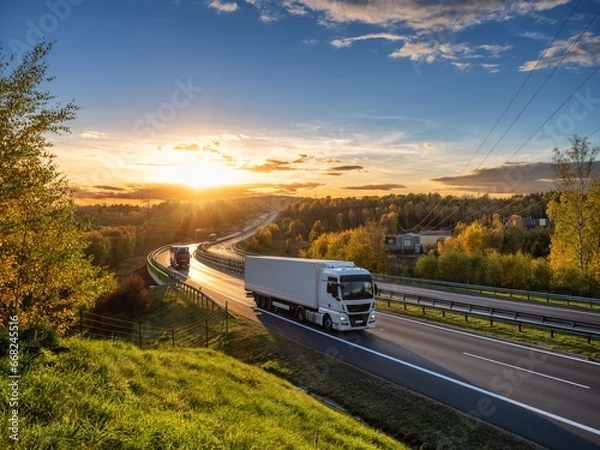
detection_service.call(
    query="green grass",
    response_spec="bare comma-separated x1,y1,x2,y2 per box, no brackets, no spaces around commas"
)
0,338,406,450
377,299,600,360
219,317,538,450
1,282,541,450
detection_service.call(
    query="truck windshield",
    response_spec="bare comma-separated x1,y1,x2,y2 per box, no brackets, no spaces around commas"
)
340,275,373,300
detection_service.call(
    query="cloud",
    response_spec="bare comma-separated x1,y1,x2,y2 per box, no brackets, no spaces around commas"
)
517,31,551,42
281,0,568,31
344,183,406,191
79,129,108,139
331,32,406,48
245,0,280,22
284,0,309,16
174,143,201,151
242,1,583,71
389,41,511,64
72,182,322,201
431,161,565,193
519,31,600,71
329,164,363,172
270,181,324,193
91,185,127,192
207,0,238,13
481,63,500,73
244,159,296,173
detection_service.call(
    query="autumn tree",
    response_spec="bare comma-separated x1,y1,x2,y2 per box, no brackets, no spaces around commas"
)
0,43,114,333
547,136,600,290
302,222,388,273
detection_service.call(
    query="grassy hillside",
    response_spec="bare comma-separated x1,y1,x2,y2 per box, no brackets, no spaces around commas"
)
0,338,405,449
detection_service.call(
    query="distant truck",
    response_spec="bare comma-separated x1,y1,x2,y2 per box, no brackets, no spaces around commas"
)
208,233,218,242
244,256,376,331
170,245,191,270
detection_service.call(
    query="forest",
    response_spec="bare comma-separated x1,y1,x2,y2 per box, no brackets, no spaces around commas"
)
77,196,290,267
241,156,600,297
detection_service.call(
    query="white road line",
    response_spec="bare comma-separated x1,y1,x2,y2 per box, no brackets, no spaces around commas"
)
378,311,600,367
463,352,591,389
260,309,600,438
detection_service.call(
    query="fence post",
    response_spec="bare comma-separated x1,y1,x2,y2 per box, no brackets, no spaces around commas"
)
225,302,229,335
138,322,143,348
205,319,209,348
80,309,84,336
171,329,175,348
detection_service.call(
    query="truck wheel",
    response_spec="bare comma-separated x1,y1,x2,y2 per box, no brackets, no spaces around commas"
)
257,296,265,309
296,306,305,322
323,315,333,332
265,298,272,311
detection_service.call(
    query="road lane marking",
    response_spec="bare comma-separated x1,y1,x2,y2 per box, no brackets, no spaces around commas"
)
260,309,600,438
463,352,591,389
378,312,600,367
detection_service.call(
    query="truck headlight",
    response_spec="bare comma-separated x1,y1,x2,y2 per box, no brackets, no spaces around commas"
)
339,315,348,322
369,313,376,321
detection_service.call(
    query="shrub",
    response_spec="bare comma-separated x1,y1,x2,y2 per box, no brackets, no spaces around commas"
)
93,274,151,319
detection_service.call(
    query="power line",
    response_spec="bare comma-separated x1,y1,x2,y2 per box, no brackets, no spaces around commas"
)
474,7,600,171
506,64,600,162
418,2,586,233
585,126,600,139
459,0,584,177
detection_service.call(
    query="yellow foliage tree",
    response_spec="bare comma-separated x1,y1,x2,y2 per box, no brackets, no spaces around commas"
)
0,43,114,333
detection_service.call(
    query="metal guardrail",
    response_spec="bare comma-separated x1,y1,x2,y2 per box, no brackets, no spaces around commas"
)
191,247,600,342
377,288,600,343
146,246,229,314
195,247,245,278
373,274,600,308
146,245,171,285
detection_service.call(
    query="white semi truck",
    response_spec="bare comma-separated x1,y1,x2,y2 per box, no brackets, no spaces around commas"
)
244,256,376,331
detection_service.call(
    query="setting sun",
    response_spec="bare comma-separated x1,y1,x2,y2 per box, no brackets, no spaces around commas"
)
158,161,248,189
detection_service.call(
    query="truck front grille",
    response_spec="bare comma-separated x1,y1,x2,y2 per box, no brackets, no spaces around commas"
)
347,304,371,313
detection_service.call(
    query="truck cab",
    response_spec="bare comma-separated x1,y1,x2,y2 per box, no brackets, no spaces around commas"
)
315,267,376,330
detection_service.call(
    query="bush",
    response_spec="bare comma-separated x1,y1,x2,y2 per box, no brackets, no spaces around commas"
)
93,274,151,319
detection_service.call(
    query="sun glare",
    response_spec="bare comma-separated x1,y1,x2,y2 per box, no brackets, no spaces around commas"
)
160,162,247,189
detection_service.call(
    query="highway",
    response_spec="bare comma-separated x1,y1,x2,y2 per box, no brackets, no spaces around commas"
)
151,249,600,449
153,214,600,449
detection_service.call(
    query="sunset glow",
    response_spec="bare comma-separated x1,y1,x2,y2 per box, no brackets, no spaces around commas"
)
3,0,599,201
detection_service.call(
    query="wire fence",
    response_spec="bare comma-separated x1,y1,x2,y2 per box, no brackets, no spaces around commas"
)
78,274,230,349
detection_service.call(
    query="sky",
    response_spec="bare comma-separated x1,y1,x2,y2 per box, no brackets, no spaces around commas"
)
2,0,600,202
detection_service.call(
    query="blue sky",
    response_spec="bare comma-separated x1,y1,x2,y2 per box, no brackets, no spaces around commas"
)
2,0,600,201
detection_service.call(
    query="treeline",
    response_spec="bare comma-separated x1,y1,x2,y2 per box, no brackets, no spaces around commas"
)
273,192,550,238
244,193,552,257
415,220,554,292
77,197,289,268
244,179,599,295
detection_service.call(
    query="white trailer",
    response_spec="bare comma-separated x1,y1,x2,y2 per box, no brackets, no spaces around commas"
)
244,256,376,331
